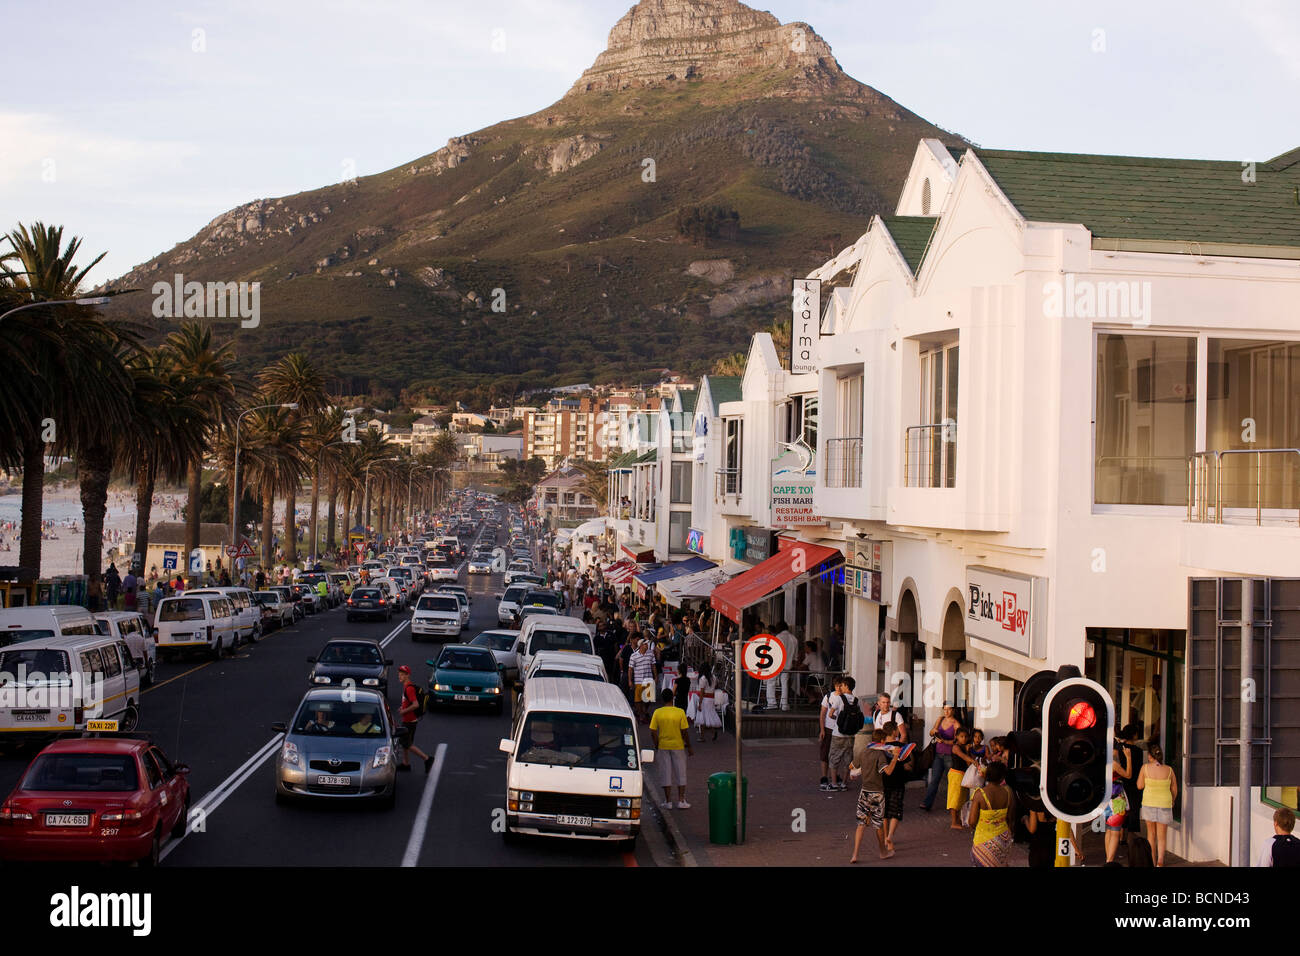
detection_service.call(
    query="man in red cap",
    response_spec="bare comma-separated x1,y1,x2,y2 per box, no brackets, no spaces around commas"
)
397,665,434,773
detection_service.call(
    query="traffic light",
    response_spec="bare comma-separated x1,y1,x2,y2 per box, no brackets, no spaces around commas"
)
1005,669,1057,811
1041,677,1114,823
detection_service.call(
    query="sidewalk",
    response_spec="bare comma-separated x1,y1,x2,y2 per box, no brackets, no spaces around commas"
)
646,727,1190,867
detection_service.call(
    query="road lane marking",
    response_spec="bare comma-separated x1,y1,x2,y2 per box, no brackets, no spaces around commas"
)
143,661,211,695
379,618,408,649
160,732,284,861
400,741,447,867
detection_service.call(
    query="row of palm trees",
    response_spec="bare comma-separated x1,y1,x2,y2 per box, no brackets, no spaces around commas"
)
0,222,460,583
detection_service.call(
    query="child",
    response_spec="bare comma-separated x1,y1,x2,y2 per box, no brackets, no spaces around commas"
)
949,728,975,830
1258,807,1300,867
848,727,899,863
878,721,913,854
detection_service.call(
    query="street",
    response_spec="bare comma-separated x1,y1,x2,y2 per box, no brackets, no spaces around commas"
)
0,521,661,868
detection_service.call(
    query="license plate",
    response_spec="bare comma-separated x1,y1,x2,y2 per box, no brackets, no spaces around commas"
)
556,815,592,827
45,813,90,827
454,694,478,701
13,710,49,722
172,633,191,640
315,775,351,787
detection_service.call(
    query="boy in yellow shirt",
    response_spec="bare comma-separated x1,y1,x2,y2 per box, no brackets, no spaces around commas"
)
650,688,695,808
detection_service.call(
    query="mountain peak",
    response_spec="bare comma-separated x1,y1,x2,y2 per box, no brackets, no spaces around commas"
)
568,0,844,97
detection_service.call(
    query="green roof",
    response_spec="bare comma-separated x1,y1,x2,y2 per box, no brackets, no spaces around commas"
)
702,376,742,413
677,389,698,415
975,147,1300,255
635,448,658,463
609,451,638,468
880,216,938,274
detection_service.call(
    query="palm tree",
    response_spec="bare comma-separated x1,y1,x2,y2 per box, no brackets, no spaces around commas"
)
242,405,306,568
161,323,237,568
335,443,367,556
0,222,124,582
302,408,345,561
574,459,610,511
118,350,208,575
258,354,327,564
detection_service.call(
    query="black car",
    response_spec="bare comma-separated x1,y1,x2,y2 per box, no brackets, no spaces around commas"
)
307,639,393,696
522,588,564,612
346,587,393,622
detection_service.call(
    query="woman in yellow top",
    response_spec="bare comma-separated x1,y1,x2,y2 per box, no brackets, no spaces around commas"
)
970,761,1013,866
1137,744,1177,867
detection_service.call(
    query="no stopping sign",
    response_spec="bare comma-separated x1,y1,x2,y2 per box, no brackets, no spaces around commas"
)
742,633,787,680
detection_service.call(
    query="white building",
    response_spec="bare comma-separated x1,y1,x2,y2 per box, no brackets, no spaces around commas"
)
668,138,1300,865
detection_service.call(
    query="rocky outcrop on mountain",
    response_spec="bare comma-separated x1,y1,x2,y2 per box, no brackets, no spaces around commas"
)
569,0,844,97
538,134,608,174
408,136,480,176
708,272,788,317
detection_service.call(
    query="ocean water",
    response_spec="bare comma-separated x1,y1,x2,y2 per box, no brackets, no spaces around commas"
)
0,494,85,524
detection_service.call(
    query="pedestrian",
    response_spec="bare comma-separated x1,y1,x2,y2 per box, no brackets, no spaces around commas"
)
920,704,960,812
880,720,913,852
1115,724,1144,843
396,666,435,773
104,563,121,609
970,761,1014,867
756,620,794,712
649,688,694,808
1257,807,1300,867
628,637,657,723
948,727,975,830
871,692,904,731
694,664,723,743
817,678,840,792
848,727,898,863
1104,739,1134,863
86,573,105,612
1026,809,1076,867
826,676,861,791
1136,744,1175,866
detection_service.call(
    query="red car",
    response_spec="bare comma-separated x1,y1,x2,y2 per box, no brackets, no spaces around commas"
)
0,736,190,866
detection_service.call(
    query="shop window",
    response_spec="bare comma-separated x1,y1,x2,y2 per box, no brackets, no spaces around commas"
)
668,512,690,553
1263,787,1299,811
670,462,692,504
1094,333,1195,506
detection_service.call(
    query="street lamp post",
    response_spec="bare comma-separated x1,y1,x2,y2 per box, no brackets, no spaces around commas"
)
231,402,299,570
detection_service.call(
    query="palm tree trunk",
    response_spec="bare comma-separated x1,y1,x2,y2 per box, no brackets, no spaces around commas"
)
185,459,202,560
77,443,113,578
18,436,45,582
326,472,338,554
261,483,275,569
134,463,155,576
284,484,298,565
308,462,321,563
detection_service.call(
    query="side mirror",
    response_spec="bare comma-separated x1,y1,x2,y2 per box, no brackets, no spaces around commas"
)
271,722,288,734
640,749,656,765
425,659,436,667
498,738,515,755
174,763,191,774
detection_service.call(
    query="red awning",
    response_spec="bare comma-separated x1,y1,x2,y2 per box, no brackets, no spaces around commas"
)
603,560,637,585
710,542,843,623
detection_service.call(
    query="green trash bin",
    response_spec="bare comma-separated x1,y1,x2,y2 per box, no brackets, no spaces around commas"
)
707,771,748,845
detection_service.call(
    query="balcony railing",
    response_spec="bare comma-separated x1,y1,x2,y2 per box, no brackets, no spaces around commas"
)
1188,449,1300,526
903,423,956,489
715,468,742,498
825,437,863,488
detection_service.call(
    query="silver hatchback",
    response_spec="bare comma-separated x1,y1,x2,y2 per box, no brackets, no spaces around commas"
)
272,688,405,808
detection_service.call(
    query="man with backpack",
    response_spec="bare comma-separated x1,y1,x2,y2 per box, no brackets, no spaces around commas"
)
827,676,863,792
1257,807,1300,867
397,665,435,773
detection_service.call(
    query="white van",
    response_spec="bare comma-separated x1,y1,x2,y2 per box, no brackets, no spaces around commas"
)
499,678,653,847
524,651,608,684
0,606,99,648
411,593,462,640
185,587,261,645
154,594,239,660
514,616,596,679
0,633,142,734
93,611,158,685
496,583,531,626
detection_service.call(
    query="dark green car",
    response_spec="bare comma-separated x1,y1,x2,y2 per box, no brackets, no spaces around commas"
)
426,645,505,714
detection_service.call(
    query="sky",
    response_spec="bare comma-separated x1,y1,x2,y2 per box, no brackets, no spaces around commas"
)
3,0,1297,279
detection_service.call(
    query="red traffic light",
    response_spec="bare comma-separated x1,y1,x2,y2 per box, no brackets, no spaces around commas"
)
1066,700,1097,730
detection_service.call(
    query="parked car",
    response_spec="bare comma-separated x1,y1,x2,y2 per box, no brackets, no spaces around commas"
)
0,736,190,865
0,605,98,649
270,585,305,621
185,587,261,645
154,593,240,660
93,611,157,685
0,634,143,734
253,590,295,629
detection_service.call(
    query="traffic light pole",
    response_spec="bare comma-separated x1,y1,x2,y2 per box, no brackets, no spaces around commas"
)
1237,578,1253,868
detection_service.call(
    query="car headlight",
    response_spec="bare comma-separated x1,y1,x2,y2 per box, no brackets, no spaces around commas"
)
362,678,379,686
488,686,501,694
312,675,330,684
372,746,392,768
281,740,301,768
433,683,451,691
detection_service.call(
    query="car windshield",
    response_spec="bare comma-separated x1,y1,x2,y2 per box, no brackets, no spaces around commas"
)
534,669,604,682
524,591,562,609
502,587,528,604
318,643,382,665
353,589,382,599
528,629,593,654
517,712,638,770
22,753,139,792
159,599,205,622
418,597,458,612
255,592,279,603
436,648,495,671
471,633,515,651
0,648,71,684
292,701,387,737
